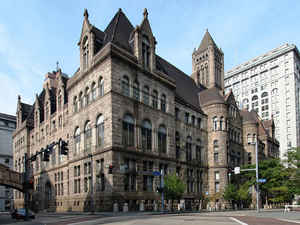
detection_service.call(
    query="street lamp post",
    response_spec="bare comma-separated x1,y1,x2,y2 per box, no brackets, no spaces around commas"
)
234,136,260,213
255,136,260,213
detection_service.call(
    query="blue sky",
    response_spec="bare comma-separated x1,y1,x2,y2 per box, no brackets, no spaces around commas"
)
1,1,299,115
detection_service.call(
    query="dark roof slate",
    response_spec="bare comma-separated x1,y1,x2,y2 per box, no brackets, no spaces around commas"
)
198,87,225,106
156,56,204,113
20,103,33,122
240,109,258,123
198,30,217,53
103,9,134,53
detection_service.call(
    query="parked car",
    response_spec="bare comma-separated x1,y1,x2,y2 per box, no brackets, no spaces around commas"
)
11,208,35,219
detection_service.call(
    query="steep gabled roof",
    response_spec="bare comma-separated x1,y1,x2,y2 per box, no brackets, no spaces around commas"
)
103,9,134,52
156,56,204,113
240,109,258,123
20,103,33,122
198,87,225,106
198,30,217,53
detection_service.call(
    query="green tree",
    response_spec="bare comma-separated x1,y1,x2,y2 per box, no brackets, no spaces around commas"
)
237,183,251,208
242,159,293,205
285,147,300,195
223,184,238,207
164,173,186,210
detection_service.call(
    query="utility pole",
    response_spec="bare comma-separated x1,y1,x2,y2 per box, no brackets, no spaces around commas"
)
234,136,260,213
255,136,260,213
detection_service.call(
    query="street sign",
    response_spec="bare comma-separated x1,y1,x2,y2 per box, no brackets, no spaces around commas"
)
258,179,266,183
234,167,240,174
153,171,161,176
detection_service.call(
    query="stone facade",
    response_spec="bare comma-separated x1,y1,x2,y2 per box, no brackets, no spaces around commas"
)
12,9,279,212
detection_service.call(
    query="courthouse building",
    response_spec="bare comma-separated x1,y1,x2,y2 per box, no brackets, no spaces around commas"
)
13,9,279,211
225,44,300,159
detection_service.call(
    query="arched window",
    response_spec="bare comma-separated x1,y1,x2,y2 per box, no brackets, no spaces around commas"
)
243,98,249,104
79,92,84,109
213,140,219,151
175,131,180,159
237,133,240,144
91,82,96,101
252,95,258,101
213,140,219,162
84,121,92,152
247,134,251,144
158,125,167,153
196,139,201,161
143,86,150,105
220,117,224,130
122,114,134,146
141,120,152,151
73,96,78,113
261,92,268,98
96,115,104,147
152,90,158,109
253,134,257,143
213,117,218,131
271,88,278,95
161,94,166,112
133,80,140,100
99,77,104,97
45,101,49,120
233,131,237,142
122,76,130,97
74,127,81,155
57,90,62,111
82,36,89,70
186,136,192,161
85,87,89,106
142,35,150,68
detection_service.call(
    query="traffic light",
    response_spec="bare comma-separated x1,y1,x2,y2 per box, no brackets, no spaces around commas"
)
42,148,50,161
108,165,113,174
59,138,69,155
23,179,34,190
31,155,37,161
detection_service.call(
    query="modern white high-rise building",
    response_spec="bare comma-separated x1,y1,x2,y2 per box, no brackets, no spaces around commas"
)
225,44,300,159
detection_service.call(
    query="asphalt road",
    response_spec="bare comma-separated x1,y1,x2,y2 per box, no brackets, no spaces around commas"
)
1,209,300,225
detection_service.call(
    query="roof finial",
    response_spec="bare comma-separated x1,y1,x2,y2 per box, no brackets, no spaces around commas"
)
206,28,208,32
18,95,21,102
84,8,89,19
56,61,60,72
143,8,148,19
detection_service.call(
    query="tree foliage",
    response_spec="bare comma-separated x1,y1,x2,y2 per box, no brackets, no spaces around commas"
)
164,173,186,201
223,184,238,202
285,147,300,195
241,158,293,204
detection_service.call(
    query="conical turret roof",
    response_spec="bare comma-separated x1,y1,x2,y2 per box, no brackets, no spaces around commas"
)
198,29,217,52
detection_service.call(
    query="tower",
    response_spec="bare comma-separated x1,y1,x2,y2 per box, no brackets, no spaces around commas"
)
192,30,224,90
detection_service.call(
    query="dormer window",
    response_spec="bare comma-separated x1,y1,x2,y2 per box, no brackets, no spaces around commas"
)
82,36,89,70
142,35,150,69
45,102,49,120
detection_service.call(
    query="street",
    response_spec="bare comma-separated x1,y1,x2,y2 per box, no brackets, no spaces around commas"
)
1,210,300,225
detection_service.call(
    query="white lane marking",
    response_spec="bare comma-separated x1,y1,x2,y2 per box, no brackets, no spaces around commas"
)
230,217,248,225
278,218,300,224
